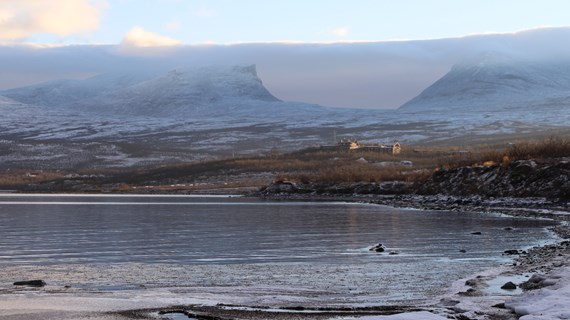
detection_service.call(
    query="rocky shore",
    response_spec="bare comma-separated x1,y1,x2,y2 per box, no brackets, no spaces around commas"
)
2,157,569,320
250,158,570,319
2,190,569,320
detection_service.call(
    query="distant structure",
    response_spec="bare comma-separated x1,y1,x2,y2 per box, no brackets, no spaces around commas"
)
322,138,401,154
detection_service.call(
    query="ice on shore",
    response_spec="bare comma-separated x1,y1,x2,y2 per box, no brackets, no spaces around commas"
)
506,265,570,319
335,312,448,319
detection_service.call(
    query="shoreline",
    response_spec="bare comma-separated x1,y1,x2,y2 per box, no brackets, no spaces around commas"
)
255,192,570,319
0,193,569,319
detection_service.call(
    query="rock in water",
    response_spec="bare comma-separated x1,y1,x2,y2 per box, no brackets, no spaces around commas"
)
13,280,46,287
501,281,517,290
369,243,386,252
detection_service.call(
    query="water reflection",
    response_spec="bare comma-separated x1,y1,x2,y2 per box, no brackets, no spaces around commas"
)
0,195,556,267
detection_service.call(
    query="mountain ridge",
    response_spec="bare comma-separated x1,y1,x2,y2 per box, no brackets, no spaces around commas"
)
1,64,306,117
399,54,570,112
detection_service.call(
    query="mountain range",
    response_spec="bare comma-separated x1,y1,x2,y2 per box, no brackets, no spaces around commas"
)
1,64,327,119
1,28,570,169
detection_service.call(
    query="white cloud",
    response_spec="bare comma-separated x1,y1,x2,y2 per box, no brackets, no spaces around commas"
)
0,0,106,41
118,26,181,56
332,27,349,38
121,26,181,48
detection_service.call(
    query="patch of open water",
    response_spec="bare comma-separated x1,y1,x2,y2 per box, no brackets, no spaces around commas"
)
0,194,557,305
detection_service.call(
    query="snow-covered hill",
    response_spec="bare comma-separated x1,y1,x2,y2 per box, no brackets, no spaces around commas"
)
1,59,569,170
0,95,23,106
2,64,326,118
1,70,161,108
71,65,287,117
399,54,570,112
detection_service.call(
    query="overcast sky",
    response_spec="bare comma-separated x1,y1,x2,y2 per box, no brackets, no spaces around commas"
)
1,1,570,109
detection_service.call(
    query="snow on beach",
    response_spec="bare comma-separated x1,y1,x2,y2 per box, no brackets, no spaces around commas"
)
335,312,448,320
507,265,570,319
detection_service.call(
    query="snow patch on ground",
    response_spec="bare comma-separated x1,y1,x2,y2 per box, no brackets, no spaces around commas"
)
335,312,448,320
506,265,570,319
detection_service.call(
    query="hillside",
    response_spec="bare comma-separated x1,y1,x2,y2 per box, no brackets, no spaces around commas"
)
1,70,160,108
399,54,570,112
71,65,287,117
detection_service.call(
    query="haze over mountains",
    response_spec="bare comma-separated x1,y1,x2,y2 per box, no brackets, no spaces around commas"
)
2,65,323,118
4,27,570,109
0,27,569,169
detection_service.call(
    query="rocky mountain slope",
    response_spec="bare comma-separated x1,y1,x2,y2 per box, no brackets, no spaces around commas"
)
399,54,570,112
71,65,291,117
1,70,161,108
1,64,327,119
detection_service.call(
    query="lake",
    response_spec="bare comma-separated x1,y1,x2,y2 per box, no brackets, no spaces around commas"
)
0,194,557,305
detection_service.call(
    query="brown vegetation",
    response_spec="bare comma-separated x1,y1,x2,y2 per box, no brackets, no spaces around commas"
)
0,170,64,188
439,136,570,170
1,137,568,192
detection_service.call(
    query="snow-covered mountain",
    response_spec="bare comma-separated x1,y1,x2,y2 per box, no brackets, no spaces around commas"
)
399,54,570,112
2,64,326,118
72,65,288,117
1,70,161,108
0,95,23,106
1,58,570,170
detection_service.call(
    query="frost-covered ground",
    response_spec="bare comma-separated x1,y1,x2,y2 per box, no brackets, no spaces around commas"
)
506,265,570,319
2,63,570,169
1,100,569,169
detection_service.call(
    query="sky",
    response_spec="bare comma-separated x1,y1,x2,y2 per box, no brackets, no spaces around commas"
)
2,0,570,45
1,1,570,109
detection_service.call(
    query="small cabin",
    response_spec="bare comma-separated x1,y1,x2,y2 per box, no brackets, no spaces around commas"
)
321,139,401,155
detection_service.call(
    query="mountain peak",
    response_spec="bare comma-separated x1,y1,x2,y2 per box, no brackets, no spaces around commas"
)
69,64,281,116
399,54,570,112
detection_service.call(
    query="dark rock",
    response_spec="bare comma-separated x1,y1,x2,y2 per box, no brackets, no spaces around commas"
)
471,232,482,235
389,251,400,255
465,279,478,287
503,249,520,255
459,249,467,253
519,274,548,290
504,227,514,231
415,158,570,199
13,280,46,287
492,303,506,309
457,288,478,296
439,298,460,306
369,243,385,252
501,281,517,290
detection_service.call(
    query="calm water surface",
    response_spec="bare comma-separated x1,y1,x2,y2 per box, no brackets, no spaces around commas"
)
0,194,556,266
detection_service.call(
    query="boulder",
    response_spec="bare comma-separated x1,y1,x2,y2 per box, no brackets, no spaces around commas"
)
13,280,46,287
519,274,553,290
369,243,386,252
501,281,517,290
